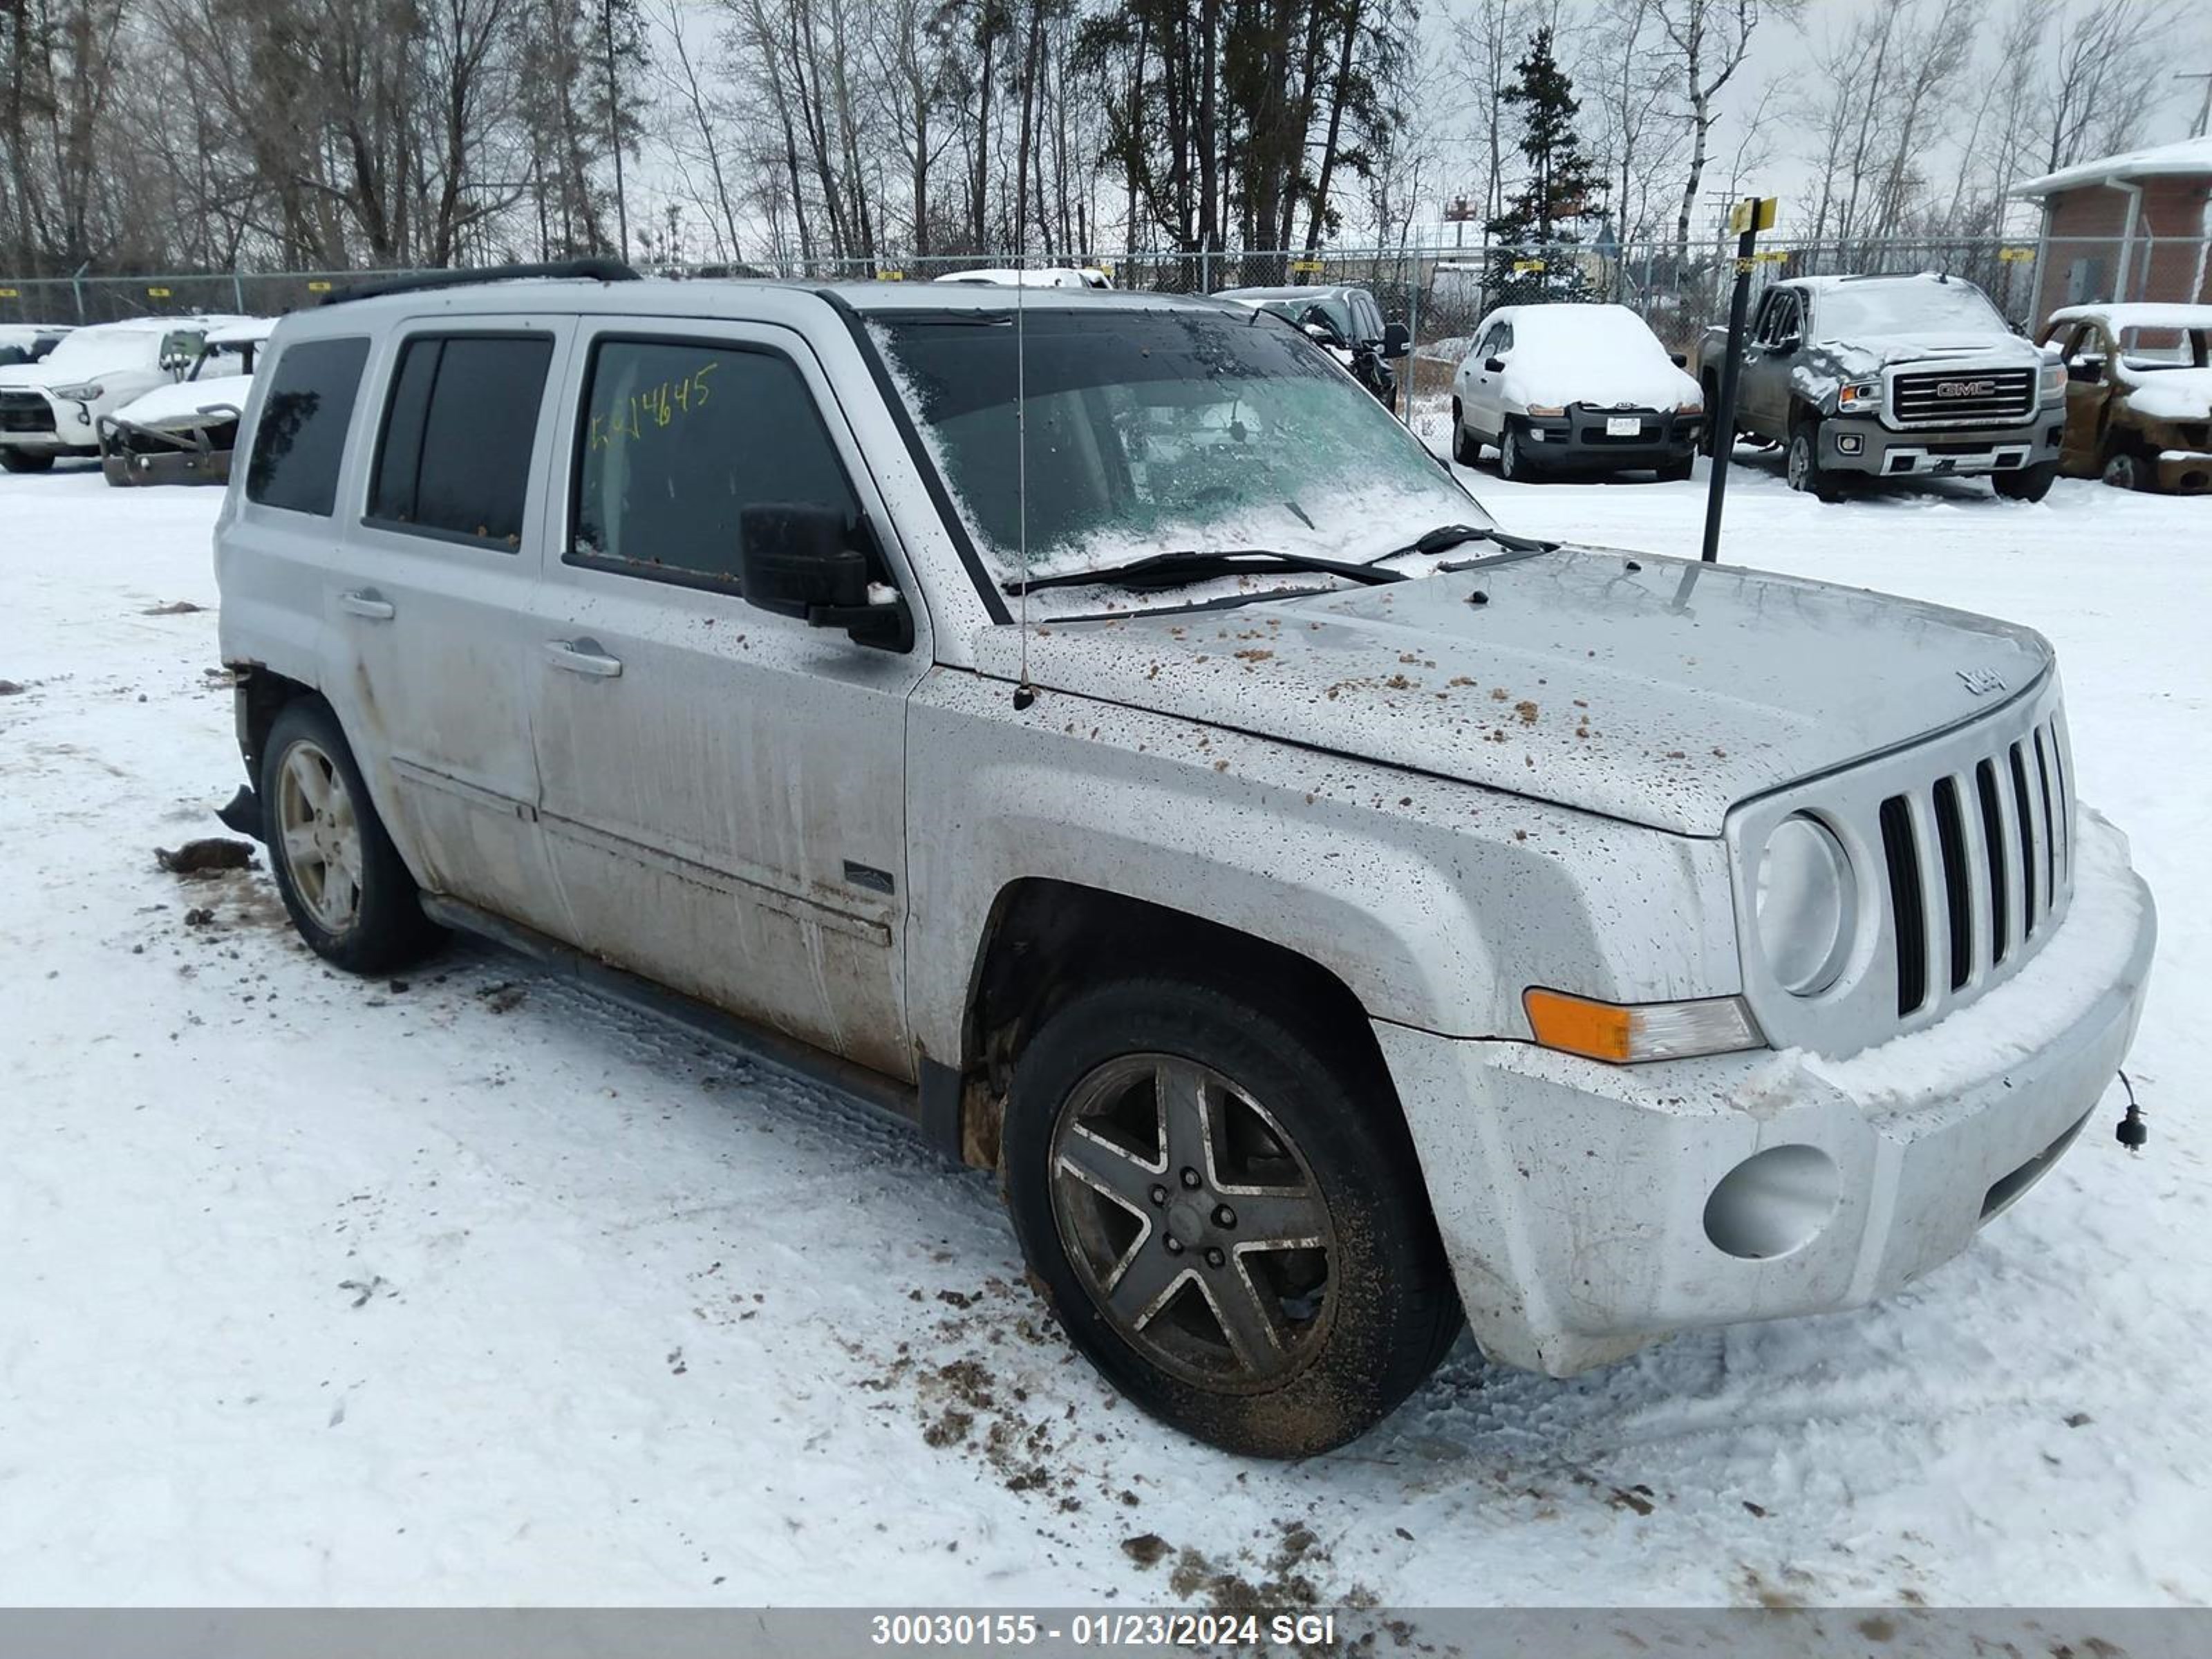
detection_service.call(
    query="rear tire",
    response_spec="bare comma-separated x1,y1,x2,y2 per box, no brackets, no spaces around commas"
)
1992,461,2057,502
261,698,442,975
0,449,56,474
1697,378,1721,456
1451,400,1480,466
2100,450,2147,491
1003,977,1462,1458
1656,453,1694,483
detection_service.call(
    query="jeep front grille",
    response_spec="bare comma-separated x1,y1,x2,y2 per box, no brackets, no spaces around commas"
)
1875,711,2072,1019
0,391,54,434
1725,674,2073,1059
1888,368,2036,427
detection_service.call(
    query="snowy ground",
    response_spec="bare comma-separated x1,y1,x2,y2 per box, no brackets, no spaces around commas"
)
2,440,2208,1610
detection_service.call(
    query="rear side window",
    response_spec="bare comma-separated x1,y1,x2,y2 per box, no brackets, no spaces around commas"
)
371,334,553,547
571,339,858,588
246,337,369,516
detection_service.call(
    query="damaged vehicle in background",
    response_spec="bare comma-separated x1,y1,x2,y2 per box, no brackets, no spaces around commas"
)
0,315,248,473
2038,302,2212,495
98,317,273,486
214,268,2155,1459
1449,302,1704,482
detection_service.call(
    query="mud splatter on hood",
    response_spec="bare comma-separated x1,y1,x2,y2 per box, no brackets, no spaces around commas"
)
973,545,2054,835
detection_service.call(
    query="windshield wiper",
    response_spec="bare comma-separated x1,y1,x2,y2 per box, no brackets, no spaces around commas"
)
1004,548,1407,595
1375,522,1555,562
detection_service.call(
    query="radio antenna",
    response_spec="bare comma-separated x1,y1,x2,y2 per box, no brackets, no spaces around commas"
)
1011,250,1036,711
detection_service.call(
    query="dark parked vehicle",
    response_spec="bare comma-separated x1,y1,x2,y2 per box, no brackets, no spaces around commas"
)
1215,284,1412,409
1691,274,2065,502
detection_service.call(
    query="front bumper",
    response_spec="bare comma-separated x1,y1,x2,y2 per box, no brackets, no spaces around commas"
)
97,415,236,487
1823,410,2063,478
1521,406,1700,469
1376,807,2155,1378
2154,451,2212,494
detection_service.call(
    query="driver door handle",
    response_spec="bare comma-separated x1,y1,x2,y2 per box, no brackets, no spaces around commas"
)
339,589,395,621
543,639,624,678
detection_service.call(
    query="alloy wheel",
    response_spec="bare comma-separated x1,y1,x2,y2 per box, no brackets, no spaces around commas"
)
1048,1053,1335,1392
276,740,364,933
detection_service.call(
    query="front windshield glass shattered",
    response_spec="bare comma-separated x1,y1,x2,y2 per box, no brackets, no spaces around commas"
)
868,307,1483,592
1815,280,2007,339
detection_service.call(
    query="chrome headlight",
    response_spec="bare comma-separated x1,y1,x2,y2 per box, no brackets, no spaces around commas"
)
1836,379,1882,413
1754,814,1855,995
52,382,104,400
2039,360,2065,402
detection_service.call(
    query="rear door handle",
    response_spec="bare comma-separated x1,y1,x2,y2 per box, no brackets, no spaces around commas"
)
339,590,395,621
543,639,623,678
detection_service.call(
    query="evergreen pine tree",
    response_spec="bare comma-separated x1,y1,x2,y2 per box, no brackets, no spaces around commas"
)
1484,27,1607,303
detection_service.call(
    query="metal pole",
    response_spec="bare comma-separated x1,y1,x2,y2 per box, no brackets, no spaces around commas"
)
602,0,630,261
1401,241,1421,424
1700,211,1761,565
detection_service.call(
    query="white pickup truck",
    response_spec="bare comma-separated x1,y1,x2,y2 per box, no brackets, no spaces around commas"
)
212,265,2155,1456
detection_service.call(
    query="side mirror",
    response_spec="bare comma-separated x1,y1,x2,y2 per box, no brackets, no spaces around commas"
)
739,503,910,650
1669,352,1688,368
1382,321,1412,360
1483,355,1506,373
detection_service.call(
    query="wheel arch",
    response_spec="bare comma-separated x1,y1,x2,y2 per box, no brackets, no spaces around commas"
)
950,878,1396,1172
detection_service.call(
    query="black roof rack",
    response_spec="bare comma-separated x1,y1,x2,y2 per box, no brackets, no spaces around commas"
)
317,257,640,307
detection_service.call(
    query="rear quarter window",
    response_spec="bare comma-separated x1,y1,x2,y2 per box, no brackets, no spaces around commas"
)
246,337,371,517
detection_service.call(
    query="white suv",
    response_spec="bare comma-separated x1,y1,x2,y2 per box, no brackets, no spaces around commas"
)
0,316,247,471
214,265,2155,1456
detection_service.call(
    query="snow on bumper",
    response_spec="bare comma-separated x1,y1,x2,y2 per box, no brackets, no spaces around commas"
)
1376,806,2155,1378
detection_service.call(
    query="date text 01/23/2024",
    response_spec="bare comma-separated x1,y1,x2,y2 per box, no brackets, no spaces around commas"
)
870,1612,1341,1647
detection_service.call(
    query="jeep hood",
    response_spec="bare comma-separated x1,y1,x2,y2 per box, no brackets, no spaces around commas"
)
976,549,2053,836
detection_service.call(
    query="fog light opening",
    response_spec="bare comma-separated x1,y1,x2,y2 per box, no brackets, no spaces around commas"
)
1703,1144,1841,1261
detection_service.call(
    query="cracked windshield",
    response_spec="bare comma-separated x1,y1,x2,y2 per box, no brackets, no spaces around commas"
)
870,308,1484,598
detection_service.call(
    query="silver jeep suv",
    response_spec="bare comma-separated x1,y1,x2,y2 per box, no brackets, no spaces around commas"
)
214,265,2156,1456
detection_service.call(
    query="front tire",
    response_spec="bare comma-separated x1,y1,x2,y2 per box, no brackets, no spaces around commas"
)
0,449,56,474
1497,422,1542,482
1003,978,1461,1458
261,698,441,975
1992,460,2058,502
2101,450,2147,491
1787,421,1847,503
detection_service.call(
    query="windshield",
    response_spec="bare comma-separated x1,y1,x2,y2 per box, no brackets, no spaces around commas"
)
868,307,1481,597
1814,280,2006,339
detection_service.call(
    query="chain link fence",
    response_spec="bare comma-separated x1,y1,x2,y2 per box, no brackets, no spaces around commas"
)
6,235,2200,382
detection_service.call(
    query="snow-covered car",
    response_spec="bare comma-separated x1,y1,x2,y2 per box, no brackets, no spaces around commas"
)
2038,303,2212,495
935,266,1113,289
1451,303,1704,481
1214,284,1410,409
1691,274,2063,502
98,317,274,487
0,315,251,473
213,266,2154,1459
0,323,72,368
